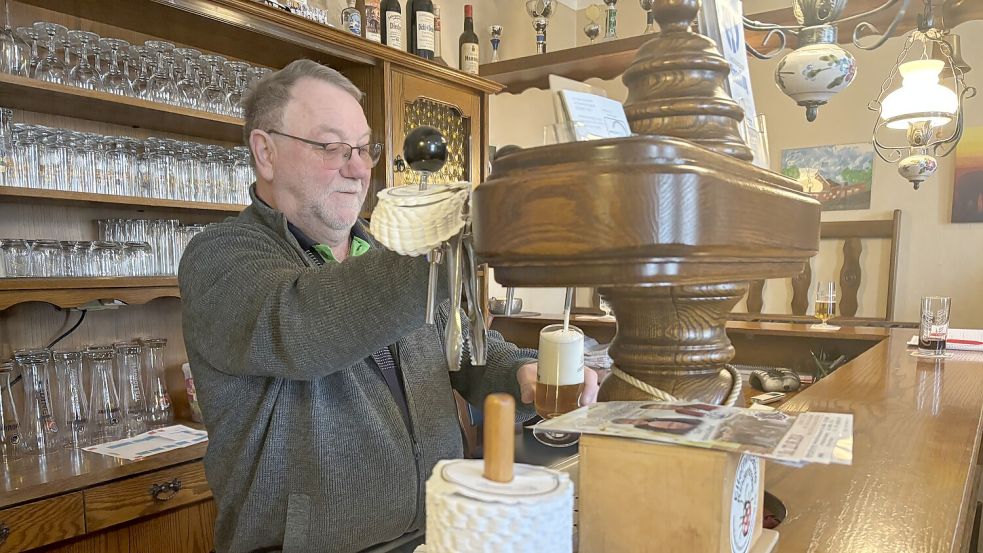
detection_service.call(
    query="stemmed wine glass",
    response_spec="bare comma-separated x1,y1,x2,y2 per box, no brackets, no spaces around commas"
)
173,47,202,109
224,60,250,118
129,45,153,100
15,26,40,77
199,54,230,115
0,0,25,76
67,30,100,90
98,38,132,95
814,281,838,329
33,22,68,84
145,40,178,106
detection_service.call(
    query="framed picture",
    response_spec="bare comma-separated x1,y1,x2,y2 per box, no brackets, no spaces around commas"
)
953,127,983,223
780,143,874,211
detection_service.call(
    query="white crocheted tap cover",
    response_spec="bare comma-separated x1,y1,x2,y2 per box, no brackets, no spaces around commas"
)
424,460,573,553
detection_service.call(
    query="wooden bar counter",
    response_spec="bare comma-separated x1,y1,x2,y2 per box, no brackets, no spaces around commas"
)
495,314,983,553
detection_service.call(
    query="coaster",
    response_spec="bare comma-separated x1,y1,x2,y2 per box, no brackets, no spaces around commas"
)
808,324,841,331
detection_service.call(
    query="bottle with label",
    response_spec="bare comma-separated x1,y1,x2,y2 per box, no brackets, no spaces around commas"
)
433,3,447,65
603,0,618,40
363,0,382,42
459,4,479,75
408,0,435,60
342,0,362,37
381,0,403,49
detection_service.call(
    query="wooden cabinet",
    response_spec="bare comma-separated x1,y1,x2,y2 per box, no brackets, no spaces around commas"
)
0,494,85,552
83,461,211,532
389,68,484,190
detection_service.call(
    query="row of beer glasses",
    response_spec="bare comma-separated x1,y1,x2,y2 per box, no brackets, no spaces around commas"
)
7,123,253,205
0,238,154,278
0,21,271,117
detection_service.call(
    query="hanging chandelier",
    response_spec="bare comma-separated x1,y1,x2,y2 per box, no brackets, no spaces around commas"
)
744,0,917,122
868,10,976,189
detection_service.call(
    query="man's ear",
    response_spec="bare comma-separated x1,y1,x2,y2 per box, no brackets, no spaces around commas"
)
249,129,275,182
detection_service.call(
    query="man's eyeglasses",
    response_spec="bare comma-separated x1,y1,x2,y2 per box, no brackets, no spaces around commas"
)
266,130,384,169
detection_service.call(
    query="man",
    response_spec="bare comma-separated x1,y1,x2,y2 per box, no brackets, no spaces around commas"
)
179,60,598,553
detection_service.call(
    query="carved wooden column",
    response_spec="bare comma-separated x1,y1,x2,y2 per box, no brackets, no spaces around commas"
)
472,0,822,404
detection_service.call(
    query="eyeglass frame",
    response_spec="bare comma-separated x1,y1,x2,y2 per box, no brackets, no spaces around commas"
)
265,129,383,168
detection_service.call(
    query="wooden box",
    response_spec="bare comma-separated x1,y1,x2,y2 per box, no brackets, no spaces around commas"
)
578,434,776,553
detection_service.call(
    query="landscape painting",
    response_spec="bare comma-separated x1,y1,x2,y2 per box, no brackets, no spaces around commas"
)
781,143,874,211
953,127,983,223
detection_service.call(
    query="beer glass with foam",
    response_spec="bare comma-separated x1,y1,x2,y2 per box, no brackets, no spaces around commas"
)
535,324,585,420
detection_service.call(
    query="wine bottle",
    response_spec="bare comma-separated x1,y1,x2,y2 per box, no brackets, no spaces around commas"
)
342,0,362,36
363,0,382,42
433,3,444,62
408,0,435,60
458,4,479,75
381,0,403,49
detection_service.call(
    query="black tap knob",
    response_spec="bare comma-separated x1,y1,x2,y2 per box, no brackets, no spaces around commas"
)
403,126,448,174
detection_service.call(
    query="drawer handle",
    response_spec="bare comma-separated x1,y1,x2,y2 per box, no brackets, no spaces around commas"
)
149,478,183,502
0,522,8,545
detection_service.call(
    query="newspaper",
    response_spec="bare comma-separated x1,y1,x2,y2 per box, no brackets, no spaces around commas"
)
536,401,852,466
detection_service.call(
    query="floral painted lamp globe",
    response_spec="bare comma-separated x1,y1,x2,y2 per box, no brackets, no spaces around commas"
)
774,26,857,122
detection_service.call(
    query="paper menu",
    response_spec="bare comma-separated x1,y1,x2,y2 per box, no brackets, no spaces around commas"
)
557,89,631,141
906,328,983,351
83,425,208,461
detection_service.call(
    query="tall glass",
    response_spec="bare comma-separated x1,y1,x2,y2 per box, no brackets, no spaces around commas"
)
0,0,24,76
15,26,41,77
814,281,837,329
14,348,62,455
142,338,172,427
0,359,24,460
85,347,125,444
115,342,147,436
918,296,951,357
1,237,30,276
53,350,90,449
533,323,584,447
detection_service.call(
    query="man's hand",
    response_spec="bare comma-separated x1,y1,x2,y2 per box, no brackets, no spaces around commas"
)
517,363,601,406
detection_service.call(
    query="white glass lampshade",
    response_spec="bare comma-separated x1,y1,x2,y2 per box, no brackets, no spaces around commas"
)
881,59,958,129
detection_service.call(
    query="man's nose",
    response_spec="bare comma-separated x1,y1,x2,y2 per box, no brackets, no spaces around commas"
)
340,152,372,180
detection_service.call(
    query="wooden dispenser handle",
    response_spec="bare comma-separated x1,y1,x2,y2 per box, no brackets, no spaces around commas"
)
483,393,515,483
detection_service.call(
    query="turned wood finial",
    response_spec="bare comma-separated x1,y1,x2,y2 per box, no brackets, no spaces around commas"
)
622,0,754,161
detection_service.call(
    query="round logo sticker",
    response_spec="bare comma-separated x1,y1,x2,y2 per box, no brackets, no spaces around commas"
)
730,454,759,553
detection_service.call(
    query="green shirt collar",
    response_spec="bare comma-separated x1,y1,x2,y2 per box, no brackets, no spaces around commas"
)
312,237,371,263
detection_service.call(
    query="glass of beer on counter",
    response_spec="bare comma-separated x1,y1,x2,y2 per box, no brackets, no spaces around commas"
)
533,323,585,447
814,281,837,329
918,296,951,357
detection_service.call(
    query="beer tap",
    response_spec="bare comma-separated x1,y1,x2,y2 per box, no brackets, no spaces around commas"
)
403,126,449,325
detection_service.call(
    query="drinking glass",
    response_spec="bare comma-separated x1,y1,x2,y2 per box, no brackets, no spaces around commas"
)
122,241,151,276
15,26,41,77
98,38,132,95
103,136,129,195
115,342,147,436
67,30,100,90
53,350,90,449
39,128,68,189
33,22,68,84
85,346,125,444
0,0,25,76
11,124,40,189
173,47,202,109
224,60,250,118
918,296,951,357
1,238,30,276
0,359,24,459
532,323,584,447
14,348,63,455
0,107,12,185
814,281,837,329
145,40,178,106
31,239,63,277
142,338,172,427
200,54,231,115
129,45,153,100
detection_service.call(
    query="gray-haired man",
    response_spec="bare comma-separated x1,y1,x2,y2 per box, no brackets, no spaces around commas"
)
179,59,599,553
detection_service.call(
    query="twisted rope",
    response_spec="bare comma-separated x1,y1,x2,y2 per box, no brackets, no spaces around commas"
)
611,365,743,407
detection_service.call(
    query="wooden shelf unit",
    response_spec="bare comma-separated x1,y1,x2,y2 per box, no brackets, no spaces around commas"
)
0,73,243,143
0,277,180,310
479,34,653,94
0,186,246,213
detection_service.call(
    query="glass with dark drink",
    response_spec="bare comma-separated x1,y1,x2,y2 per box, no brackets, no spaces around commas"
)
918,296,951,357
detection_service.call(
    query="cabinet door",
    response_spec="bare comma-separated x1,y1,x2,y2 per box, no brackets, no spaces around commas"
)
389,69,482,189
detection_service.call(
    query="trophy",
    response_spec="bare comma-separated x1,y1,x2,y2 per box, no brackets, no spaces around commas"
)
489,24,503,62
603,0,618,40
583,4,601,44
525,0,554,54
